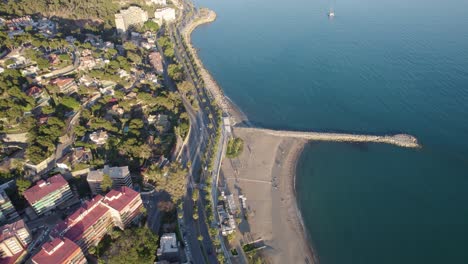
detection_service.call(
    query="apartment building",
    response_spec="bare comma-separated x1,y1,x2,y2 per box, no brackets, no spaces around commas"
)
23,174,73,216
0,190,19,226
154,7,176,25
87,165,133,195
31,237,87,264
101,187,143,229
0,220,31,263
51,188,142,252
115,6,148,35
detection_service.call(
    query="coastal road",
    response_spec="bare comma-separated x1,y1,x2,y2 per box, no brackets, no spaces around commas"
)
172,2,236,262
158,32,217,263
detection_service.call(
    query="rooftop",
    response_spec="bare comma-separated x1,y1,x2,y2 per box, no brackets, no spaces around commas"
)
52,195,109,241
0,219,27,242
102,187,139,212
158,233,178,254
87,165,129,182
23,175,69,204
31,238,82,264
50,78,74,87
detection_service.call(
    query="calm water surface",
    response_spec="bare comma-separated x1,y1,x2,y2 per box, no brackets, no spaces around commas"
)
192,0,468,263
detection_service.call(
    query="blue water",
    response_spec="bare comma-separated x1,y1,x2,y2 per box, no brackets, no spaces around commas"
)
191,0,468,262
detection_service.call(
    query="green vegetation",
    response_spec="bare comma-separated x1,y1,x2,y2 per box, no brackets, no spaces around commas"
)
16,178,31,196
143,162,188,203
101,174,112,193
168,64,184,82
0,0,119,28
242,243,256,253
226,137,244,158
192,188,199,202
94,226,158,264
143,20,159,32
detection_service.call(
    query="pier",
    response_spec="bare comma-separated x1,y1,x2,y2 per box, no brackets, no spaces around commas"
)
234,127,420,148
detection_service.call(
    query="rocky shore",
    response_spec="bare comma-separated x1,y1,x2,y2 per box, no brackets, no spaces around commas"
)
182,8,248,125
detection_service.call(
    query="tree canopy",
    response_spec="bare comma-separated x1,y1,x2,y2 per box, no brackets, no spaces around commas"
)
102,227,158,264
143,162,187,202
226,137,244,158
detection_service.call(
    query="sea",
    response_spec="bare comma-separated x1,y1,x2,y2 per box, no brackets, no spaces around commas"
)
191,0,468,263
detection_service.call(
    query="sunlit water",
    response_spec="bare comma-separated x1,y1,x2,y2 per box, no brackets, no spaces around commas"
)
192,0,468,262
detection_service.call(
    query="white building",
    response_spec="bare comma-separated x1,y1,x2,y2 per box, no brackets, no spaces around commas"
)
147,0,167,6
89,130,109,145
157,233,179,262
115,6,149,35
154,7,176,25
87,165,133,195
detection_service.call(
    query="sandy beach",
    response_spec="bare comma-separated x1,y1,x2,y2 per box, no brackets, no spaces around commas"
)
221,128,317,264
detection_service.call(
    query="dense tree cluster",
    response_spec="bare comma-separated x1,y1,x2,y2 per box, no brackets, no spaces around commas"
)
143,162,187,202
0,0,119,28
92,226,158,264
226,137,244,158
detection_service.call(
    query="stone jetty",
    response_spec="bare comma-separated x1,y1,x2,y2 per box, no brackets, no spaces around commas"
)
234,127,420,148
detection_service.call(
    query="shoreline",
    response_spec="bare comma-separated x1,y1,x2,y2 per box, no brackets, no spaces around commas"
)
182,8,249,125
280,138,318,264
183,9,318,263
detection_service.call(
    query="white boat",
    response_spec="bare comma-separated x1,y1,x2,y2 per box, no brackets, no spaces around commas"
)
328,10,335,17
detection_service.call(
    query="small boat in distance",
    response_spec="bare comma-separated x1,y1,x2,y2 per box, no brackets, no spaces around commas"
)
328,9,335,18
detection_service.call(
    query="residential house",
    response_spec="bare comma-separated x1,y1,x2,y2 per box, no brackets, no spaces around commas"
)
89,131,108,145
25,86,44,100
50,78,78,94
78,56,96,71
148,51,163,74
56,148,92,171
147,0,167,5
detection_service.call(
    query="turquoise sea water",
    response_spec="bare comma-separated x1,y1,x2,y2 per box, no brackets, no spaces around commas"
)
191,0,468,263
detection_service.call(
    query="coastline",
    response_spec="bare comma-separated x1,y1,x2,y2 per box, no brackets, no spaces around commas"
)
183,8,317,263
290,142,319,264
182,8,249,125
276,138,318,264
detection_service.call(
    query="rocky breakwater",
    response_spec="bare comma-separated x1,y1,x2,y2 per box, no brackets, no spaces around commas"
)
234,127,421,148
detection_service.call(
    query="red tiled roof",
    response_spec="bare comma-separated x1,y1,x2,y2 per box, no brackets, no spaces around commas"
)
51,195,109,242
50,78,74,88
64,203,109,242
103,187,139,212
23,175,69,204
31,238,82,264
0,251,24,264
0,219,27,243
26,86,42,96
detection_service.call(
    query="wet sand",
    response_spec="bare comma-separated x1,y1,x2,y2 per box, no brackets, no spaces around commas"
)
222,128,317,264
